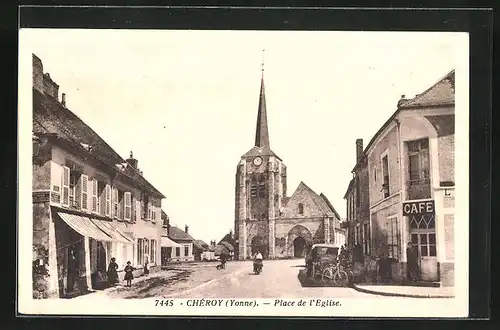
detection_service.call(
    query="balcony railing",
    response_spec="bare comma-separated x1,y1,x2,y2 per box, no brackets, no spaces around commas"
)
406,178,431,200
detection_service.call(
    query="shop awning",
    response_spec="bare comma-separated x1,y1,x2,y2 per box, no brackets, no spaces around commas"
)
57,212,112,242
161,235,182,247
91,219,134,244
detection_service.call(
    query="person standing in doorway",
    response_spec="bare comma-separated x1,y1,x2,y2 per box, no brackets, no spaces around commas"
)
67,247,78,292
107,257,119,286
406,242,419,284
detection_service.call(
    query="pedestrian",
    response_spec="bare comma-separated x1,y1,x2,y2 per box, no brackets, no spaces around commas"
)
67,247,79,292
220,251,227,269
406,242,419,284
143,254,150,276
124,261,135,287
107,257,119,286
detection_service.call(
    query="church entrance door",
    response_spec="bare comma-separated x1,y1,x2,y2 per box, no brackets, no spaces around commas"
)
293,236,307,258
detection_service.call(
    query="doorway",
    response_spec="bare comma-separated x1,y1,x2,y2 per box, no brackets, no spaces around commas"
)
67,245,78,293
409,214,438,282
293,236,307,258
251,236,267,258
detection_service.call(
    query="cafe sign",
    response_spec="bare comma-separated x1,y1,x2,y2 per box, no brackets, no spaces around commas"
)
403,200,435,216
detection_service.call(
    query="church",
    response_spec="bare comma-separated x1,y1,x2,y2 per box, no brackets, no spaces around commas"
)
234,68,345,260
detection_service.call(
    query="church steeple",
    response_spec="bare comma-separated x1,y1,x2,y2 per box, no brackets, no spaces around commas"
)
255,55,269,148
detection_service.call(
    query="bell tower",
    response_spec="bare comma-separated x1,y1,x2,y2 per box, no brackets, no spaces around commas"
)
234,57,287,260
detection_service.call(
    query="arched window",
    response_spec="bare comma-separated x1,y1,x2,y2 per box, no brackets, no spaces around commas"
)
298,203,304,215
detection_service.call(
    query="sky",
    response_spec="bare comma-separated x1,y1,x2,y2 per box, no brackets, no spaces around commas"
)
22,29,465,244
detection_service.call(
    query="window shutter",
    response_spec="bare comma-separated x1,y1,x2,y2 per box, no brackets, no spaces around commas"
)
74,174,82,209
105,184,111,217
81,175,88,210
147,201,152,220
131,195,136,222
112,187,117,218
92,180,98,213
124,192,132,221
136,199,141,222
61,166,70,206
50,164,62,204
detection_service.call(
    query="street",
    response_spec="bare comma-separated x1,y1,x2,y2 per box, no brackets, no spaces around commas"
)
168,259,380,298
74,258,452,302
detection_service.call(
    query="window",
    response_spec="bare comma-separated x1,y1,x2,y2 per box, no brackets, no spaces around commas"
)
105,184,111,216
142,194,150,220
61,166,70,206
407,138,431,200
69,171,80,208
124,192,132,221
298,203,304,215
381,154,390,198
137,238,144,265
98,181,106,215
352,195,355,219
184,245,189,257
373,166,377,182
117,190,124,220
387,216,401,260
175,247,181,257
150,240,156,264
81,175,88,210
355,178,360,207
258,178,266,199
112,187,118,218
363,223,369,254
250,181,257,198
411,232,437,257
144,239,150,261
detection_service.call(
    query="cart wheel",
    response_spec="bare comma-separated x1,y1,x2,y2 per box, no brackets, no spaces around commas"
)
333,270,349,286
321,268,334,285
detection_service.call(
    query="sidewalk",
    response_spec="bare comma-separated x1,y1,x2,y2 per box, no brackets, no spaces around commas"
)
352,283,455,298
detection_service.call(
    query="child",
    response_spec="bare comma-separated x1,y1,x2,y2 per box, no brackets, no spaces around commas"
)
124,261,135,287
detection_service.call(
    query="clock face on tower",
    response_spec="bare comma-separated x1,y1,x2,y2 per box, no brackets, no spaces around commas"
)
253,157,263,166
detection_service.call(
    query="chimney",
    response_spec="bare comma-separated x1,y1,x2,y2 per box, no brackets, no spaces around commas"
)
61,93,66,107
229,229,233,238
397,94,407,107
356,139,363,163
32,54,44,93
126,151,139,169
185,225,189,234
43,73,59,100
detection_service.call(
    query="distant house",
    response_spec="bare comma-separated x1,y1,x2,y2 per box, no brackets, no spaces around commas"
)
216,231,236,259
160,210,181,265
168,225,195,262
193,240,209,261
215,241,235,259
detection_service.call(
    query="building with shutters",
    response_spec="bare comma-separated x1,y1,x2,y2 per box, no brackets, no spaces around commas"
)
32,54,166,298
166,225,195,262
234,67,344,260
359,69,455,287
343,138,371,255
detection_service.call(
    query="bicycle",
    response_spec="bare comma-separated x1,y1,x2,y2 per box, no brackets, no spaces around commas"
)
321,262,349,286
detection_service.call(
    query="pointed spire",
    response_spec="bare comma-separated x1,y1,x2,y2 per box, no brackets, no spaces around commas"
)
255,50,270,148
